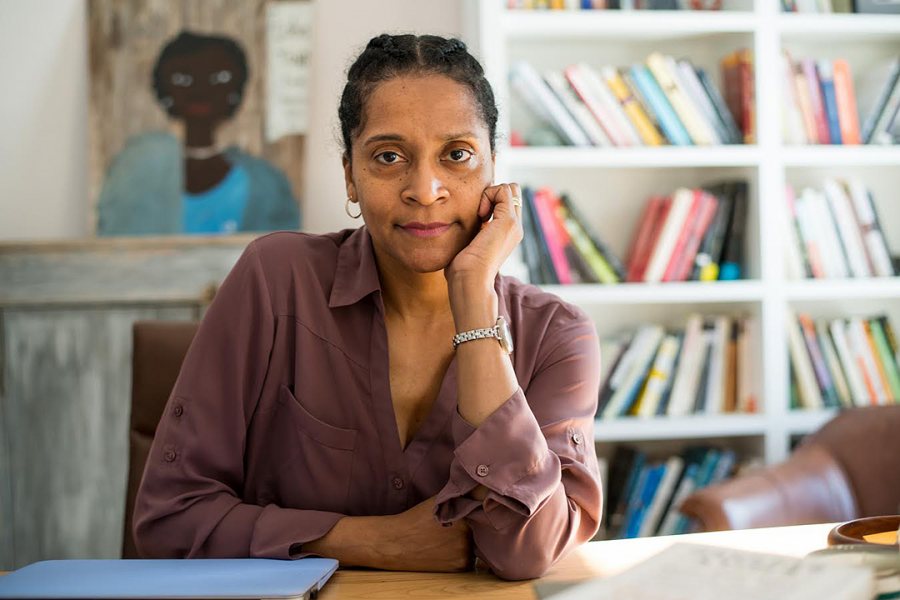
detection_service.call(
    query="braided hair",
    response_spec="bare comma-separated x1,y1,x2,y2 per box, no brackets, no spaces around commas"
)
338,34,498,157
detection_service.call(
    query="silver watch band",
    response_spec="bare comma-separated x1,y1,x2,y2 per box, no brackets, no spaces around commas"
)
452,324,498,349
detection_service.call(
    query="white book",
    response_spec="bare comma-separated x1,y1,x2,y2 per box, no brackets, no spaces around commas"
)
636,334,681,418
544,70,611,147
643,188,694,284
795,189,825,279
601,325,665,419
812,188,851,279
829,319,871,407
703,316,730,414
579,63,642,146
736,317,760,413
666,314,705,416
564,64,633,147
815,319,852,408
638,456,684,538
823,179,872,279
783,185,807,280
780,52,809,145
549,544,874,600
656,463,699,536
510,61,591,146
787,311,824,409
676,59,725,145
869,71,900,145
846,177,894,277
645,52,717,146
847,317,890,404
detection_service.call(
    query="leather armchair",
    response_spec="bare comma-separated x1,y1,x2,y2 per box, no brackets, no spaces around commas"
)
680,406,900,532
122,320,199,558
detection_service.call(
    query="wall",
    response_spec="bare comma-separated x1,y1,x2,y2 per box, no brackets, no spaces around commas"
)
0,0,463,241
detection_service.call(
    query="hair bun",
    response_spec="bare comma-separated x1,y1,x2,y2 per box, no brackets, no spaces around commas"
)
441,39,467,55
367,34,404,58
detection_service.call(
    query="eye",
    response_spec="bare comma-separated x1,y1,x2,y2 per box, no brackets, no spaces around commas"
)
171,73,193,87
210,70,232,85
375,151,402,165
445,148,473,162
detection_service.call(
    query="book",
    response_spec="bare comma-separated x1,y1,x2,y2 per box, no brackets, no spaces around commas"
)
678,59,732,146
703,316,730,414
646,52,718,145
832,59,861,145
638,455,684,538
521,187,550,284
601,325,665,419
718,181,747,280
691,185,734,281
561,194,627,281
787,311,825,409
794,189,827,278
510,61,591,146
558,200,617,283
603,445,641,534
818,60,843,144
628,64,693,146
736,317,759,413
830,318,871,406
815,319,852,408
695,67,743,144
662,189,717,282
622,462,665,538
809,187,850,279
781,51,810,145
823,179,872,278
868,318,900,401
846,178,895,277
546,543,875,600
532,187,574,284
597,335,634,417
784,185,812,279
859,58,900,144
626,195,670,282
666,314,706,416
643,187,695,283
692,324,715,414
791,59,819,143
867,73,900,145
847,317,889,403
601,65,665,146
635,333,681,417
802,58,831,144
863,319,894,402
798,314,840,407
544,70,612,147
573,63,643,146
606,448,646,539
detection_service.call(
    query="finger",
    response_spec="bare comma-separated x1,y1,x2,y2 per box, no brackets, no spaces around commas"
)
510,183,522,217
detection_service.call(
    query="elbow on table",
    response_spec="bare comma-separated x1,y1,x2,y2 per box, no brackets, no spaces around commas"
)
486,551,555,581
132,516,186,559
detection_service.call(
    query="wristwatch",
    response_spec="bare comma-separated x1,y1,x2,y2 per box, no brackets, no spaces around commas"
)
452,316,514,354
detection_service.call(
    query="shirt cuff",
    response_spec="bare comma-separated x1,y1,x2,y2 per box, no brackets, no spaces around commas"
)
248,504,344,559
434,389,561,529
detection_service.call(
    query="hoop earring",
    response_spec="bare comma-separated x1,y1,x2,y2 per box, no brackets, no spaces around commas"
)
345,197,361,219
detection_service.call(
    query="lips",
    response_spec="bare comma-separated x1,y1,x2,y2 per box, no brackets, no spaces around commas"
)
399,222,452,238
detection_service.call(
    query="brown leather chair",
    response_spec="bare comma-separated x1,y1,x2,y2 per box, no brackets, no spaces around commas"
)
122,320,199,558
680,406,900,532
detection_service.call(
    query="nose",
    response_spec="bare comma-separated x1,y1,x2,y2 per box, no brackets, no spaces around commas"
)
401,160,448,207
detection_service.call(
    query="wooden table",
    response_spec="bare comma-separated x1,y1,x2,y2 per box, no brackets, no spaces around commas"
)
319,523,837,599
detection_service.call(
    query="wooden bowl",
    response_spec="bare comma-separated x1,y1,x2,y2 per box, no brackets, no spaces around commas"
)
828,516,900,548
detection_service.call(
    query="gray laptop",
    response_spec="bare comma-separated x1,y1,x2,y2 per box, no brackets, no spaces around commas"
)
0,557,339,599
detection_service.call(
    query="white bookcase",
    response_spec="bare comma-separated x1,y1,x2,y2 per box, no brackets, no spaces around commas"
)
464,0,900,465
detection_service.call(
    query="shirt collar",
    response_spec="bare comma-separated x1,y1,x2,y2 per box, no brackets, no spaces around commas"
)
329,226,383,308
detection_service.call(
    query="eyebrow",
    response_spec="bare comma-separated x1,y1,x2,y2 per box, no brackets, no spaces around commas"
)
362,131,479,146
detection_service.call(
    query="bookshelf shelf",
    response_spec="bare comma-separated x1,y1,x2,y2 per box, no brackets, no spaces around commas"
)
504,10,757,39
783,278,900,302
777,13,900,40
467,1,899,466
501,146,762,169
545,281,764,305
595,414,767,442
781,146,900,167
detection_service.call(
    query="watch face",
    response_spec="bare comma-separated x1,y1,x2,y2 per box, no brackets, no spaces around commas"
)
497,316,514,354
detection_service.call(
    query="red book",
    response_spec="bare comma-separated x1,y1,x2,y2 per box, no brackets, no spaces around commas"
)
832,59,861,145
626,195,672,283
532,187,573,284
663,190,718,282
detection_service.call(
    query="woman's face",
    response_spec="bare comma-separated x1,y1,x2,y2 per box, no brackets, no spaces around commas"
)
344,73,494,275
158,45,242,123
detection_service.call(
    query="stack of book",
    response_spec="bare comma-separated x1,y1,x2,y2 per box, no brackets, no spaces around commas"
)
522,181,748,285
784,179,895,280
510,52,753,147
598,314,759,420
781,53,900,145
604,445,742,539
788,312,900,409
509,0,728,9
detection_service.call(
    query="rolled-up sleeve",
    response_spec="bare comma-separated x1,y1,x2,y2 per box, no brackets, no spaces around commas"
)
434,311,603,580
132,241,343,559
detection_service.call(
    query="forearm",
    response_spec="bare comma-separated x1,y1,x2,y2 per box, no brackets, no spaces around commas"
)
302,514,399,569
450,278,518,426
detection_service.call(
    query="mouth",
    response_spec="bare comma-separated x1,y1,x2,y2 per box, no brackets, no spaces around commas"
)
399,221,452,238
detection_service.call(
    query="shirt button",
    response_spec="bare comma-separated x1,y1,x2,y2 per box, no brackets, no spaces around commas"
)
572,432,583,445
391,477,404,490
164,450,177,462
173,405,184,417
476,464,490,477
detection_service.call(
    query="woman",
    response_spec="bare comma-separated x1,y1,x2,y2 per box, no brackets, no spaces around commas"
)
96,30,300,236
133,34,602,581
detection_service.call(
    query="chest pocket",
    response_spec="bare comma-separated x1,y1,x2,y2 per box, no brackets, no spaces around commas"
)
262,385,357,512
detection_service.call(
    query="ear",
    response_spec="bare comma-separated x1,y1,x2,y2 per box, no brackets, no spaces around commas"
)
342,153,356,200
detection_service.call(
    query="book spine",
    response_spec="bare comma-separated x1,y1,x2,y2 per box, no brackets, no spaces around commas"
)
703,316,730,413
601,325,665,419
693,186,734,281
784,185,813,279
795,189,827,278
628,64,693,146
519,187,545,284
781,51,810,145
737,49,756,143
544,70,612,147
581,63,643,146
510,61,591,146
646,52,718,145
638,456,684,538
818,60,843,144
665,190,717,282
560,202,620,283
792,62,819,143
802,58,831,144
846,177,895,277
863,320,895,402
676,59,728,144
602,65,666,146
718,181,748,281
627,196,670,282
695,67,742,144
656,462,699,536
532,188,574,283
832,59,862,145
561,194,627,280
823,178,871,278
847,317,888,403
636,334,681,417
812,186,851,278
868,75,900,144
815,319,853,408
666,314,705,416
644,188,694,283
868,318,900,400
829,319,871,406
787,311,825,409
798,314,840,407
861,59,900,143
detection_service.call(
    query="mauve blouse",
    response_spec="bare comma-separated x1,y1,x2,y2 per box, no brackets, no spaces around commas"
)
133,226,602,580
